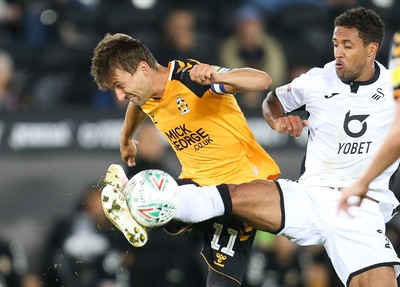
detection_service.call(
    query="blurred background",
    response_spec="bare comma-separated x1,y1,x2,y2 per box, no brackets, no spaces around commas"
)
0,0,399,286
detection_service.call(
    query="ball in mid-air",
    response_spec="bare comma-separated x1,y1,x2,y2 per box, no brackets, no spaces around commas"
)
123,169,179,228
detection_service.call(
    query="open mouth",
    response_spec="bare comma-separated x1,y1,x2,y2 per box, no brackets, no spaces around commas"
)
335,61,344,69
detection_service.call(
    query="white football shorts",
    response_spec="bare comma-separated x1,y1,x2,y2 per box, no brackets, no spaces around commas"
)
276,179,400,286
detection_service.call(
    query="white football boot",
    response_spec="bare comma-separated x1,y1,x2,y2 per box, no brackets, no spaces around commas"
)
101,164,148,247
103,164,129,191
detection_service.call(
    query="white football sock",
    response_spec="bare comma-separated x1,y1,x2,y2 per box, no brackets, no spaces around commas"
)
174,184,225,223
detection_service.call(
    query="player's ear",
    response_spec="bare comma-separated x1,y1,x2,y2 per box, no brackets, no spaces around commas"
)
367,42,379,57
138,61,150,74
138,61,145,69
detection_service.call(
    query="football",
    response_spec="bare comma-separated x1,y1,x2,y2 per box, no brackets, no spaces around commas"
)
123,169,179,228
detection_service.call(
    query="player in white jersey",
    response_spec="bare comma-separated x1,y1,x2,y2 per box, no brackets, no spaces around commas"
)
273,60,399,220
338,30,400,214
168,6,400,287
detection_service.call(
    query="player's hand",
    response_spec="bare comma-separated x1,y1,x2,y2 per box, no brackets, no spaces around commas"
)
337,181,369,216
189,64,217,85
120,139,138,167
272,115,309,138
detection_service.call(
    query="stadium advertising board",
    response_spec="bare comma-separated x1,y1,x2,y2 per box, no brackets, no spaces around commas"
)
0,109,307,152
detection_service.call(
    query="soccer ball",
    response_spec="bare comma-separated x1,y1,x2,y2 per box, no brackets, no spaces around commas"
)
123,169,179,228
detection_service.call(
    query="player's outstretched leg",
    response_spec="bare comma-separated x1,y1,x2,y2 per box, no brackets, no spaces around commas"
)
101,185,148,247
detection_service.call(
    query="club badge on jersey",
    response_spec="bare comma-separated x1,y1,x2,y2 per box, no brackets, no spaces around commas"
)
176,97,191,115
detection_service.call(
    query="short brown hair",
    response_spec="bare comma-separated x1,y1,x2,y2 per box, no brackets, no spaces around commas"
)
334,6,385,49
90,33,157,90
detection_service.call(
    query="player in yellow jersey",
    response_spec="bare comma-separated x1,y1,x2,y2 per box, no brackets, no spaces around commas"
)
90,33,280,287
338,30,400,214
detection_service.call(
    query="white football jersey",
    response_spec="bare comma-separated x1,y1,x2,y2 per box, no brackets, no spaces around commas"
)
275,60,399,205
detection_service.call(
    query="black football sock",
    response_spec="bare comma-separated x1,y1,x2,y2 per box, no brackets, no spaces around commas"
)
216,184,232,215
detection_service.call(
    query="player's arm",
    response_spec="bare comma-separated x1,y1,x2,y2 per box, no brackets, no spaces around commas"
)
189,63,272,93
339,98,400,213
120,102,148,167
262,90,308,138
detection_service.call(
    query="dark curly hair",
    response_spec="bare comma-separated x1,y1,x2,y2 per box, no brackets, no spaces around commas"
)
334,6,385,50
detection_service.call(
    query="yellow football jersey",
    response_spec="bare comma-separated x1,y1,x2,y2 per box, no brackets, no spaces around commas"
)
389,31,400,99
140,59,280,185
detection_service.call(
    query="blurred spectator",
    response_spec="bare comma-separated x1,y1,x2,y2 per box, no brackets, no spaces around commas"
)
127,228,206,287
0,0,23,48
219,4,289,90
28,0,100,108
0,239,20,287
0,0,22,25
243,233,306,287
154,6,218,66
0,50,20,111
235,90,265,119
242,0,326,15
268,2,332,76
302,246,342,287
40,184,134,287
0,236,26,287
243,233,342,287
21,273,43,287
96,0,168,48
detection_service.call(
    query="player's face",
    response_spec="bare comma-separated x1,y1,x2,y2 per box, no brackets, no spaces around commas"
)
332,26,374,82
112,63,152,106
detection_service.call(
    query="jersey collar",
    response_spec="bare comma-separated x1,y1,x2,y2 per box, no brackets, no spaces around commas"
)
341,62,380,93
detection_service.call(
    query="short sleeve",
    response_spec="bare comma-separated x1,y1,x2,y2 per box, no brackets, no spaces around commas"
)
275,73,309,113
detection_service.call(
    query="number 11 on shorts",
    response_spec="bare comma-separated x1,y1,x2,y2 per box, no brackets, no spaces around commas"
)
211,223,237,257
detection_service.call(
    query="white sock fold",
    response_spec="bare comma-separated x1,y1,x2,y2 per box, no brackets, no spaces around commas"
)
174,184,225,223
